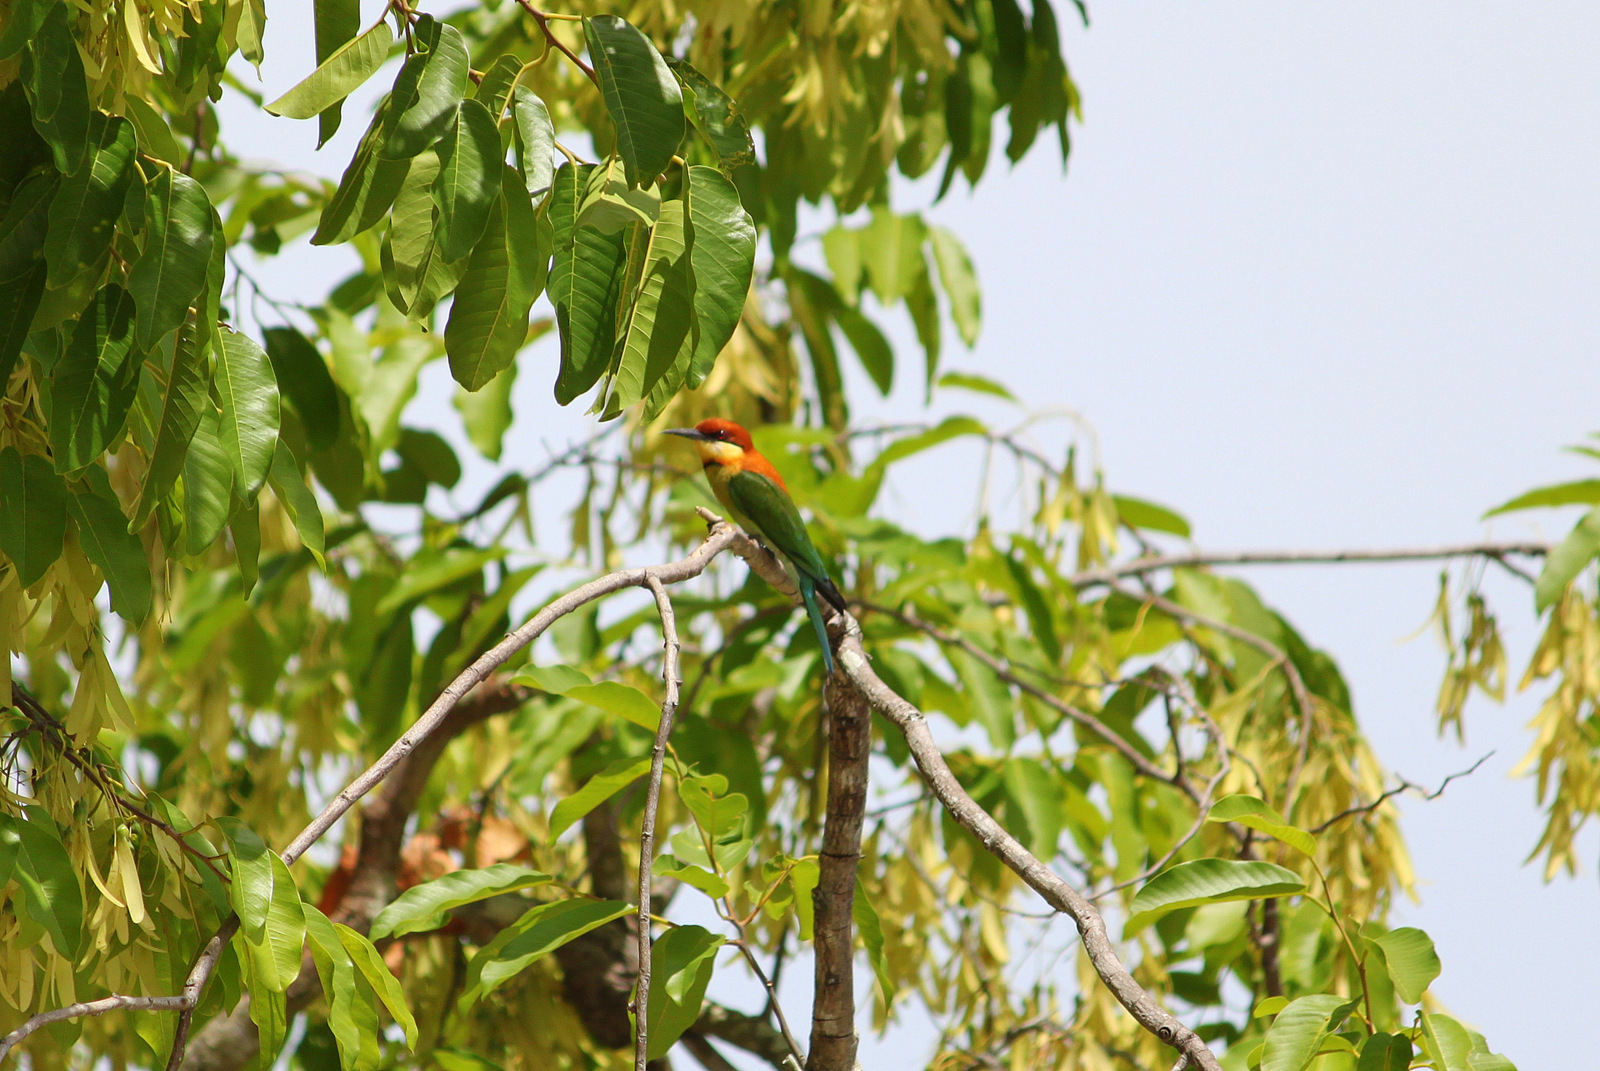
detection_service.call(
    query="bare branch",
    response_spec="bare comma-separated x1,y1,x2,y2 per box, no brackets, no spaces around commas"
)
832,621,1222,1071
0,996,191,1062
1309,752,1494,835
1068,542,1550,588
635,576,685,1071
808,674,870,1070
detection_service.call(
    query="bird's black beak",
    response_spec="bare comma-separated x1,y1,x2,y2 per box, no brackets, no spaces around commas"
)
663,428,712,442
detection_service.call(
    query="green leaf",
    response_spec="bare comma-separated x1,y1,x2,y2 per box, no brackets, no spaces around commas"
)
1357,1034,1412,1071
312,0,362,146
1419,1013,1473,1071
433,99,504,263
444,168,548,391
267,440,326,567
548,758,652,840
472,55,523,118
1113,494,1192,538
337,923,418,1049
0,447,68,586
860,209,928,306
375,545,505,617
49,283,140,473
1467,1055,1516,1071
510,87,555,206
684,165,755,389
853,885,895,1008
928,225,980,346
458,899,631,1012
1367,926,1441,1004
0,810,84,959
835,301,894,395
370,864,553,941
1535,504,1600,612
265,20,393,119
262,327,341,452
583,15,684,188
312,107,411,245
379,16,469,160
1128,859,1305,929
610,197,695,412
214,328,281,499
381,150,464,322
67,482,150,624
453,357,518,461
122,95,183,164
0,0,50,60
133,315,211,526
549,163,628,405
129,168,216,351
44,113,137,286
645,925,724,1060
24,4,90,174
1483,477,1600,517
576,157,661,234
182,403,233,555
217,817,274,935
0,263,46,388
248,850,307,992
244,956,288,1068
513,666,662,731
668,60,755,172
303,905,380,1071
1261,994,1357,1071
1206,795,1318,857
677,774,749,842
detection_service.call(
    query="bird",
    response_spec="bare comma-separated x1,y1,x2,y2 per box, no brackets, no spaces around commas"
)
664,418,846,674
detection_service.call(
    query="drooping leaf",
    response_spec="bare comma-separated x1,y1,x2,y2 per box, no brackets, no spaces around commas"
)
683,165,754,388
133,315,211,526
1261,994,1358,1071
312,0,362,145
378,16,470,160
610,197,695,412
860,209,928,306
835,301,894,396
548,163,628,404
0,0,50,60
0,447,68,586
1128,859,1305,929
1534,505,1600,612
267,440,326,567
1419,1013,1474,1071
457,899,632,1012
512,665,661,731
44,113,137,286
583,15,684,188
216,817,274,935
645,925,724,1060
128,168,216,351
0,811,84,961
444,168,548,390
381,150,464,322
337,924,418,1048
182,402,233,555
510,87,555,206
548,758,651,840
1112,494,1192,538
575,156,660,234
936,370,1017,401
432,99,504,263
370,864,553,941
453,355,519,461
1366,926,1441,1004
668,59,755,172
312,106,412,245
213,328,281,499
928,224,981,347
49,283,140,473
1206,795,1318,857
265,19,393,120
303,905,381,1071
67,482,150,624
1357,1034,1413,1071
0,261,46,388
262,326,341,451
374,545,505,617
24,4,91,174
247,850,307,993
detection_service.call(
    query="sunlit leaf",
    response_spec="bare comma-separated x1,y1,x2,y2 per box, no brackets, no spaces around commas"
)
1206,795,1317,857
129,168,215,351
378,16,470,160
214,328,281,499
583,15,684,188
433,99,504,262
0,447,68,586
44,113,136,286
549,163,628,405
548,758,651,840
1128,859,1305,929
457,899,631,1012
266,20,393,119
370,864,553,941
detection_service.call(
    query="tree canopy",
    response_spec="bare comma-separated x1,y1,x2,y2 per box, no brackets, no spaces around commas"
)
0,2,1595,1071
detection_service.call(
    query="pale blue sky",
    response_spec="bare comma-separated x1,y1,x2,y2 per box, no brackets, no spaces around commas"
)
224,3,1600,1065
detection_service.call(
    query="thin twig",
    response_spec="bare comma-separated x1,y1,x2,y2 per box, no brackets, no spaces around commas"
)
514,0,596,81
1068,542,1551,588
1309,752,1493,835
634,576,684,1071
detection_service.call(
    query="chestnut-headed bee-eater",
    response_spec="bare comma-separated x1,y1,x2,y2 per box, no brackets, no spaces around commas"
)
664,418,847,673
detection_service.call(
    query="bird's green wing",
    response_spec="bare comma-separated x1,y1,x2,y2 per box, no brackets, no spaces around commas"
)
726,470,830,579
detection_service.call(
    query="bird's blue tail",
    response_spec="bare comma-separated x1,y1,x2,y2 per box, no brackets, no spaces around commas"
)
799,575,836,675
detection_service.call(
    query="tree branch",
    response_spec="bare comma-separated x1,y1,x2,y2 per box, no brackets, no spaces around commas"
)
635,576,684,1071
513,0,596,81
807,673,869,1071
1067,541,1550,588
0,996,191,1062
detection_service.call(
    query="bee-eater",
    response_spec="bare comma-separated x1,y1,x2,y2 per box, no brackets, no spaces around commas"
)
664,419,847,673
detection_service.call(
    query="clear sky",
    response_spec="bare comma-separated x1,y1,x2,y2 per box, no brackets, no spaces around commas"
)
224,3,1600,1065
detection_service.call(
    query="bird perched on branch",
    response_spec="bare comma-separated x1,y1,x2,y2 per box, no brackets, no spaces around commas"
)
664,418,847,673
